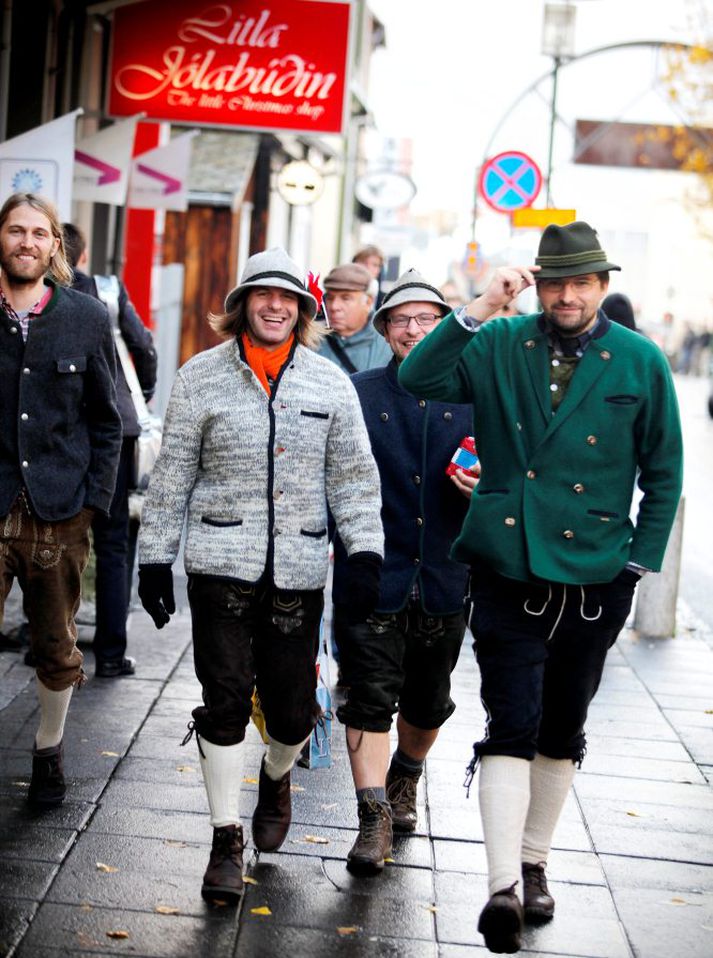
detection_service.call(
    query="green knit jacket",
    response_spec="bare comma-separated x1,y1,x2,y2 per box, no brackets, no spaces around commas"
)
398,312,683,584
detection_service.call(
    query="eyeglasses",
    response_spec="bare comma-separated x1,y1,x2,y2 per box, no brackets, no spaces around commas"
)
538,277,599,293
387,312,440,329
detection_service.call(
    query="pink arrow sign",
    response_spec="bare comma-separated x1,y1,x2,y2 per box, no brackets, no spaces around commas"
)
74,150,122,185
136,163,182,195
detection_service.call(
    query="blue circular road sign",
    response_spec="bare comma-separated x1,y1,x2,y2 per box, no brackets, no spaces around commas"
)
478,151,543,213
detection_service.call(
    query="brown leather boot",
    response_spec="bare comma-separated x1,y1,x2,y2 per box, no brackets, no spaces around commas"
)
252,757,292,852
28,741,66,809
477,884,524,954
201,824,244,903
386,758,421,833
522,862,555,923
346,793,393,876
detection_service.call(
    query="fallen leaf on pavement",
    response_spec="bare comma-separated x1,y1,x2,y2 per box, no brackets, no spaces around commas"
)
251,906,272,916
384,857,395,863
243,776,258,784
337,926,359,936
304,835,329,844
96,862,118,873
243,876,259,885
100,751,119,757
625,810,641,817
106,930,129,939
155,905,180,915
176,765,195,773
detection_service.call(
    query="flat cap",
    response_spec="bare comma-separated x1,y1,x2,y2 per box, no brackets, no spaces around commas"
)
323,262,372,292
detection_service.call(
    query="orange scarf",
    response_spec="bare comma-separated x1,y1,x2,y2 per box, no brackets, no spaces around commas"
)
241,331,295,395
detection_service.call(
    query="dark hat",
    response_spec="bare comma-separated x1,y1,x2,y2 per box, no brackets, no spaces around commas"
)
224,247,318,318
372,268,450,335
535,221,621,279
323,262,373,292
602,292,637,331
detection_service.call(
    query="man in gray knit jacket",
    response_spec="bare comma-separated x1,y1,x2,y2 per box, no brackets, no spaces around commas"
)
137,248,384,904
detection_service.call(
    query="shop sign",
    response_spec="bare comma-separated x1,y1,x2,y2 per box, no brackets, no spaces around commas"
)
108,0,351,135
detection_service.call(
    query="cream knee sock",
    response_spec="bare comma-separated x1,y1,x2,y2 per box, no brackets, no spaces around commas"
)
478,755,531,897
264,735,310,781
35,679,73,750
198,737,244,828
521,753,576,865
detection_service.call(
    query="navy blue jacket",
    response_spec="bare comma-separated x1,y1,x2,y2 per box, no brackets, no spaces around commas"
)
332,358,472,614
72,270,157,437
0,281,122,520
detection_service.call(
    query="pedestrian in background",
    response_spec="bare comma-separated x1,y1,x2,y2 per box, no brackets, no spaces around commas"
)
353,243,385,307
137,248,383,905
0,193,121,809
316,262,391,374
63,223,157,678
333,270,475,876
399,221,683,954
602,291,638,332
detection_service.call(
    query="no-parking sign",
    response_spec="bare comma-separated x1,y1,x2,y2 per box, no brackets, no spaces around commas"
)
478,151,542,213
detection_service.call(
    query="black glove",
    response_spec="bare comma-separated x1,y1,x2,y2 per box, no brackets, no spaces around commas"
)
345,552,383,624
138,563,175,629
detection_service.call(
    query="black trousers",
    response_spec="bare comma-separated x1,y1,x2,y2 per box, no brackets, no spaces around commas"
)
187,574,324,747
469,565,638,765
336,602,466,733
92,436,135,665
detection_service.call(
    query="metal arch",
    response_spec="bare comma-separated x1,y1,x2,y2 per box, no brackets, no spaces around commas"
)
471,39,703,239
480,40,698,163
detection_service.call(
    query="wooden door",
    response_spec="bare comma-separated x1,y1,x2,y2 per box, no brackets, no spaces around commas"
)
163,205,239,365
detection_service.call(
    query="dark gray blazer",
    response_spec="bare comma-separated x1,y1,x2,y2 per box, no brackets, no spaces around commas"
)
0,281,122,520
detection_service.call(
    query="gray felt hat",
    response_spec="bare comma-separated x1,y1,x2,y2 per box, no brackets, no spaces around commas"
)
372,268,450,335
224,247,319,318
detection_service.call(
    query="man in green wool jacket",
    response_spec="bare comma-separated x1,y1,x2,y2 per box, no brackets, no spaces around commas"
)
399,221,683,954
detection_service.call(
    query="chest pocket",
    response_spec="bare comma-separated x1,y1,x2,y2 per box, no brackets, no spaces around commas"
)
57,356,87,374
298,408,331,460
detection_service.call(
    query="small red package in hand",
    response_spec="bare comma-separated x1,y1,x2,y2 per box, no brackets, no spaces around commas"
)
446,436,479,477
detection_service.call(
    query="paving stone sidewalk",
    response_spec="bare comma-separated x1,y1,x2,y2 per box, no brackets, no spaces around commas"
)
1,590,712,958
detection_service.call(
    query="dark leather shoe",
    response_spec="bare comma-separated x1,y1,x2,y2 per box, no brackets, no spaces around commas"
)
201,824,244,904
95,656,136,678
28,741,66,809
346,793,393,876
477,885,524,954
252,757,291,851
386,759,420,833
522,862,555,923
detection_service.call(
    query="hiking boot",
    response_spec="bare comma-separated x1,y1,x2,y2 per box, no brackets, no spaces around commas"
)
386,758,421,832
252,757,291,852
28,741,66,809
522,862,555,923
477,885,524,954
201,825,244,904
346,793,393,876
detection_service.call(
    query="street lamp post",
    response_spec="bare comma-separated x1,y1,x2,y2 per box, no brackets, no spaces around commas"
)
541,2,577,205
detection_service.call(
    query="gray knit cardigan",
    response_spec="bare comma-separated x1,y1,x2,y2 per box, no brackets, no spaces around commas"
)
138,337,383,588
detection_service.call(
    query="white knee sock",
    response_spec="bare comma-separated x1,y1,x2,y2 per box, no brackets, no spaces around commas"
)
521,753,576,865
478,755,531,897
198,737,244,828
35,679,73,750
264,735,310,781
